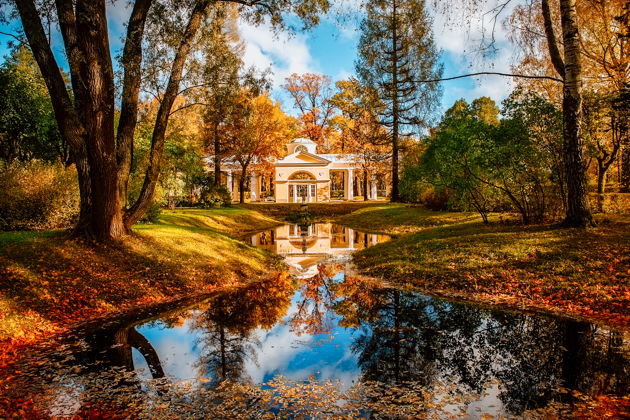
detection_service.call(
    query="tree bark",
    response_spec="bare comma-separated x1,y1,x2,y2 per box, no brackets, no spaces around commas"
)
541,0,565,78
214,122,222,185
75,0,125,240
15,0,96,236
559,0,594,227
390,0,400,202
116,0,153,211
125,0,212,228
239,170,247,204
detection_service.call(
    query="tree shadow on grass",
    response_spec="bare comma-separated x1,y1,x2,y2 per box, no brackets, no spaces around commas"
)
0,223,278,345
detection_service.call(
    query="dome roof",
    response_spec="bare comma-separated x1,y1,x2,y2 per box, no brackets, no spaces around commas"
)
291,138,315,144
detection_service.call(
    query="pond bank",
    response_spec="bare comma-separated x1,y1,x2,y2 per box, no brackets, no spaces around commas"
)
336,204,630,328
0,207,283,364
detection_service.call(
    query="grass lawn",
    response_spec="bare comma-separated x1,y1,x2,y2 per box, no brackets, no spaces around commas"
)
337,204,630,327
0,207,283,360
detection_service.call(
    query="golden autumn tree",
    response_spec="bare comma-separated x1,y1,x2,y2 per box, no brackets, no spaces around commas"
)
283,73,337,151
332,79,390,200
508,0,629,203
8,0,331,241
231,92,296,203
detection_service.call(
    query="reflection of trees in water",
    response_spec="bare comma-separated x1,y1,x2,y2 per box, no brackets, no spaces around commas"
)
289,264,342,336
333,276,630,415
191,273,296,383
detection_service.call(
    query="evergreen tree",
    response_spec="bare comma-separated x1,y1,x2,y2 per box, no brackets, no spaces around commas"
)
355,0,442,202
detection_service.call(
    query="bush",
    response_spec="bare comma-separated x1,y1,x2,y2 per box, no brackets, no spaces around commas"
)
0,161,79,230
199,184,232,208
420,187,451,211
590,193,630,214
139,201,162,223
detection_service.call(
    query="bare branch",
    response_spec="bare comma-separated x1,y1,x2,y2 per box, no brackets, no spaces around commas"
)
415,71,564,83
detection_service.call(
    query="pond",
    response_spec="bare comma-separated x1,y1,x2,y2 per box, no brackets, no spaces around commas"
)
4,223,629,418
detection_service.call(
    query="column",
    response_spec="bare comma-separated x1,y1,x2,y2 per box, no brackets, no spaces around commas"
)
250,173,258,202
371,173,378,200
347,169,354,201
348,228,355,249
226,170,234,201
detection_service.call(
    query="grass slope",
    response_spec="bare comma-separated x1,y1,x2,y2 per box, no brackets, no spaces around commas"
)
338,204,630,327
0,207,281,355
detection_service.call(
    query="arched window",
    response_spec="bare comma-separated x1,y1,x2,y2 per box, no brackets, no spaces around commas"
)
295,145,308,153
289,171,316,180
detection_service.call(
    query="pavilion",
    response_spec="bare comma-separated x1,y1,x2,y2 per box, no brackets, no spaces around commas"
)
216,138,388,202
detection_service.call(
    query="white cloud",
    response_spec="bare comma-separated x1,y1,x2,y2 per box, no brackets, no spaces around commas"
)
239,19,319,91
429,0,523,107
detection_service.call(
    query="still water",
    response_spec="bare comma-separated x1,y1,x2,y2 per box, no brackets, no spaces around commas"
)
4,224,629,418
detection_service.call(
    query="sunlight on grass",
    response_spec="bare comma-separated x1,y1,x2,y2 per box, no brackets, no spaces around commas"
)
0,207,283,350
344,205,630,326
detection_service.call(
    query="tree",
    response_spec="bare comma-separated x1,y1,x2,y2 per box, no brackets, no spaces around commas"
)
231,93,294,203
355,0,442,202
332,78,390,200
7,0,330,241
283,73,336,150
582,91,624,194
0,44,66,164
421,99,500,223
196,5,245,185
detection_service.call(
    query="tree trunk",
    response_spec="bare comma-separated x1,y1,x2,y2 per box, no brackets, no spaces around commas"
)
363,169,369,201
116,0,152,210
239,172,246,204
622,144,630,192
390,1,400,203
559,0,594,227
125,0,212,229
597,161,606,194
214,123,222,185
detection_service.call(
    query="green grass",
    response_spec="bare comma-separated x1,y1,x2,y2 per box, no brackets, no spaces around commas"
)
337,204,630,326
0,207,283,350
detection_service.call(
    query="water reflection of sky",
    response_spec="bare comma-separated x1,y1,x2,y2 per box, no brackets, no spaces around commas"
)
132,271,362,389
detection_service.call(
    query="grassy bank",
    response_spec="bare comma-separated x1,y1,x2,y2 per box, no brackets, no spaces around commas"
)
338,204,630,327
0,207,282,360
242,201,384,219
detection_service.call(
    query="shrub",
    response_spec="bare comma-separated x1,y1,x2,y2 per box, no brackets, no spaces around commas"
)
0,161,79,230
420,187,451,211
199,184,232,208
139,201,162,224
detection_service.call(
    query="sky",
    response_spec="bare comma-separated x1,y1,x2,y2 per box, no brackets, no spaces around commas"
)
0,1,522,119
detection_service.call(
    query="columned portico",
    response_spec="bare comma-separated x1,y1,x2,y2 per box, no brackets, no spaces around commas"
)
212,138,389,203
250,172,259,202
345,169,354,201
370,173,378,200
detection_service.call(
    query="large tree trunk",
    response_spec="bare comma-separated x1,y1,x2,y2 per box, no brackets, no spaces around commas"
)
559,0,593,227
75,1,125,240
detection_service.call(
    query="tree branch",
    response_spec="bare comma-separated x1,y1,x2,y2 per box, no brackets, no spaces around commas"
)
541,0,566,79
415,71,564,83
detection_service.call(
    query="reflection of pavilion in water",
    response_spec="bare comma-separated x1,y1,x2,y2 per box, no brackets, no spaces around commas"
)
251,223,389,278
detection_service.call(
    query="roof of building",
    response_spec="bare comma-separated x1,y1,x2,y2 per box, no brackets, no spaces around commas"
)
290,138,316,144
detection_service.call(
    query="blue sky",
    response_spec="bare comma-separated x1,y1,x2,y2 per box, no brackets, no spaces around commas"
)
0,1,519,119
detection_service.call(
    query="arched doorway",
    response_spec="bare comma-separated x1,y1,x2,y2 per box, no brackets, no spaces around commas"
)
288,171,317,203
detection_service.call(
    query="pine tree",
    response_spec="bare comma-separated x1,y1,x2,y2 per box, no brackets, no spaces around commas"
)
355,0,442,202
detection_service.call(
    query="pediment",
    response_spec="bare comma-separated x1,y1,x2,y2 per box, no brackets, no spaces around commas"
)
278,152,330,165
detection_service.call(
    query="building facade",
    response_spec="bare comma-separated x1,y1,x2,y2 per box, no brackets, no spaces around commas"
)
216,138,387,202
